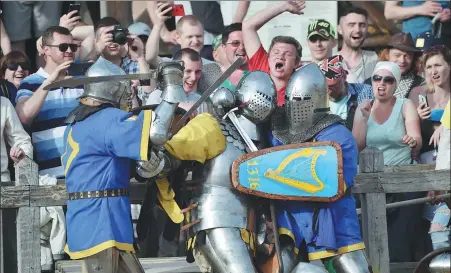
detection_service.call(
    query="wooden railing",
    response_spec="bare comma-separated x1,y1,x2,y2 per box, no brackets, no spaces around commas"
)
0,147,449,273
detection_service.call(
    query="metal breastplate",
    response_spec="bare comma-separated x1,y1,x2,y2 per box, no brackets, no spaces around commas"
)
187,119,255,234
271,107,344,144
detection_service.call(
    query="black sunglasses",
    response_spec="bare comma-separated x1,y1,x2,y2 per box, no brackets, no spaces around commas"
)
7,62,31,71
372,74,395,84
45,43,79,52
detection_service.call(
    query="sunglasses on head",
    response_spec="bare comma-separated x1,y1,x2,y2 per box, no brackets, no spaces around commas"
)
46,43,79,52
7,62,31,71
372,74,395,84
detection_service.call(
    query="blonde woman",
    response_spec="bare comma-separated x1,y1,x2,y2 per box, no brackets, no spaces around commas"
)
409,45,451,164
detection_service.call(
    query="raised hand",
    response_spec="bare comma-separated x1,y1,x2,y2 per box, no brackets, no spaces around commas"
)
95,25,114,53
358,99,372,120
283,1,306,15
420,1,442,17
417,102,431,120
59,11,81,32
156,2,173,26
45,61,73,84
126,34,145,60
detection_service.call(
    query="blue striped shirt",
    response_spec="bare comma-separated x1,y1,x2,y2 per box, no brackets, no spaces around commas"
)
16,68,83,178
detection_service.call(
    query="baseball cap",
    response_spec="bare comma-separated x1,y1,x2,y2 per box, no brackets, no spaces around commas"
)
128,22,151,37
212,34,222,51
308,19,336,40
319,55,347,81
415,32,444,51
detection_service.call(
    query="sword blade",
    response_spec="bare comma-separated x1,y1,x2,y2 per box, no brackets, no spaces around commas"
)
171,57,244,134
225,110,258,152
43,72,157,90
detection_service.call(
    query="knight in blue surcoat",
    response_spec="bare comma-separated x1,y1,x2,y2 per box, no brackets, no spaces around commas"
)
268,63,373,273
61,57,189,272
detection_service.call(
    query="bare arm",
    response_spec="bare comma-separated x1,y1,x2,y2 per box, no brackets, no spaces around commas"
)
0,19,11,55
232,1,251,23
145,23,163,69
147,1,177,45
243,1,305,58
352,100,371,152
384,1,440,20
403,99,423,156
15,61,72,124
71,25,95,61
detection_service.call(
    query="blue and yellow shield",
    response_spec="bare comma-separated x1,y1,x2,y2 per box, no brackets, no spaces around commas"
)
231,142,345,202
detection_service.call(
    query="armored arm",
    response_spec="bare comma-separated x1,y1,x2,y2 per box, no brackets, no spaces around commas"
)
136,149,181,180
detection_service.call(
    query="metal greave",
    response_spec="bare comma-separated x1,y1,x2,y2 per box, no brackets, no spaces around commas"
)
195,228,257,273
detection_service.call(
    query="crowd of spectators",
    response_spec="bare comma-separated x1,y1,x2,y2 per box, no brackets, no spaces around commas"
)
0,1,450,271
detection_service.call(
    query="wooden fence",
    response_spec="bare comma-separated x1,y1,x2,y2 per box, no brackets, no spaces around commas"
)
0,147,449,273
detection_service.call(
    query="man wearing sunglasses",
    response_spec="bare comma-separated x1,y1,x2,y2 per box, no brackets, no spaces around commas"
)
15,26,83,179
319,55,374,131
306,19,337,64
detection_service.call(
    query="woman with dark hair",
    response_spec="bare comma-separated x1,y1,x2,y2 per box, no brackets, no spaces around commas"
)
0,50,31,89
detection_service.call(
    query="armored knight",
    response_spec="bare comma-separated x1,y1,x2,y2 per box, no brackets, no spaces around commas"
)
61,56,187,273
268,63,373,273
137,71,277,273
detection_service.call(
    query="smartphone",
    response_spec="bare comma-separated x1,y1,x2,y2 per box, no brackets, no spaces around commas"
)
68,3,81,19
67,62,93,76
172,4,185,16
419,94,428,107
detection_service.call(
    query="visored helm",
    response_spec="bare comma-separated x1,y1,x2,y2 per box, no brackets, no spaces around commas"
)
285,63,328,135
81,56,131,109
235,71,277,124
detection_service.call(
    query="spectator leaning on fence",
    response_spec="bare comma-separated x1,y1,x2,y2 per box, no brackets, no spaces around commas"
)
1,96,33,182
353,61,429,262
365,32,425,99
14,26,82,179
243,0,305,106
338,6,378,84
306,19,337,64
319,55,374,130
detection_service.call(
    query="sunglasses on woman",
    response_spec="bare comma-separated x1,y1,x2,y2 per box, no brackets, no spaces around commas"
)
46,43,79,52
7,62,31,71
372,74,395,84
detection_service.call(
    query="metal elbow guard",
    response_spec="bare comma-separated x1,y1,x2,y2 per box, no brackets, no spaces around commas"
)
149,100,178,146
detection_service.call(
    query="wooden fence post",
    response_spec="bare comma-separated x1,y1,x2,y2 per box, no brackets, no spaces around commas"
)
14,157,40,273
359,147,390,273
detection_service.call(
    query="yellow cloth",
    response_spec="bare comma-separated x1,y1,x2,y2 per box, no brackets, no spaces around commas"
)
441,100,450,129
164,113,226,163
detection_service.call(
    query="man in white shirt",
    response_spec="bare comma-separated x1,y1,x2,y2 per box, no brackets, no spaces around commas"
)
338,6,378,84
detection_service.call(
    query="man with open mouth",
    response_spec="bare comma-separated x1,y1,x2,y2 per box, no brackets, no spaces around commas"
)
243,1,305,106
338,6,378,84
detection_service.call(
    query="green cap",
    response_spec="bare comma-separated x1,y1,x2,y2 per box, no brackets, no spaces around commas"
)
307,19,336,40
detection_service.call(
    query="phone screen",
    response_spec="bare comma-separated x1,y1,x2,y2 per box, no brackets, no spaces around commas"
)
68,62,93,76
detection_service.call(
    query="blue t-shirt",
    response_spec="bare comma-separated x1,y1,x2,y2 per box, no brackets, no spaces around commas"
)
402,1,450,39
62,107,152,259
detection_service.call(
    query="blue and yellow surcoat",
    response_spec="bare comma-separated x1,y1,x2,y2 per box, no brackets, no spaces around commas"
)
270,123,365,260
61,107,152,259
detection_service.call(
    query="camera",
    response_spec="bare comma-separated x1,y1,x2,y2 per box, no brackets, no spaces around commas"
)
109,25,129,46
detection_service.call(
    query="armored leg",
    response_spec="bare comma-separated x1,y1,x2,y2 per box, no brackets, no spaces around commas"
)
323,250,373,273
195,228,257,273
279,237,299,273
428,252,451,273
81,248,145,273
291,262,328,273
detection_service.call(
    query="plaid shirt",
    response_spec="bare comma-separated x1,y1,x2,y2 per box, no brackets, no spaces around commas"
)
347,82,374,105
121,56,139,74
